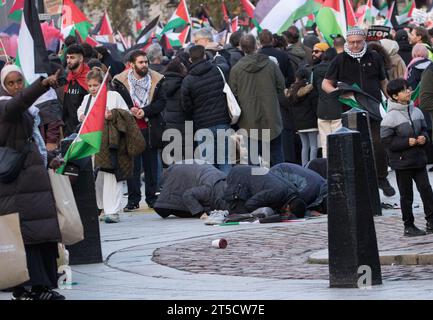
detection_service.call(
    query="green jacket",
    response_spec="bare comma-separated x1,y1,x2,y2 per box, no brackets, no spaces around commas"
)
229,53,285,140
420,64,433,113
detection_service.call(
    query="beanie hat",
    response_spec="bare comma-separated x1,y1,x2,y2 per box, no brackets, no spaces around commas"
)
1,64,23,93
289,198,307,218
314,42,330,52
346,27,366,38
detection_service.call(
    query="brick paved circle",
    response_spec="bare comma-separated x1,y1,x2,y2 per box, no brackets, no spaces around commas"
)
152,214,433,281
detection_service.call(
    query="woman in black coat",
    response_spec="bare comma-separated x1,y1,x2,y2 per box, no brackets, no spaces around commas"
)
285,69,319,166
162,58,190,166
0,65,64,300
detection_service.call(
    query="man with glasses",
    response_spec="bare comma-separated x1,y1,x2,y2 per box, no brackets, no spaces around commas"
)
112,50,166,211
312,43,329,66
322,27,396,198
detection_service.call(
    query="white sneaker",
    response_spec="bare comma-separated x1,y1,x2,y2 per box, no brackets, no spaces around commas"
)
104,213,120,224
205,210,229,225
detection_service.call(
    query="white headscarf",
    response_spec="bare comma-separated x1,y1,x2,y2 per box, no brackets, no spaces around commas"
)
1,64,23,93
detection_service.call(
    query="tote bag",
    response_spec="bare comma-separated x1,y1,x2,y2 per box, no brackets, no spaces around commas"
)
0,213,29,290
48,170,84,245
216,67,241,125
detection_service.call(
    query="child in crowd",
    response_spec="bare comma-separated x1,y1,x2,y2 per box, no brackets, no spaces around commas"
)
381,78,433,237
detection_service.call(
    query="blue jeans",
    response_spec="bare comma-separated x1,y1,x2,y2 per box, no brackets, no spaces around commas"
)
197,124,232,174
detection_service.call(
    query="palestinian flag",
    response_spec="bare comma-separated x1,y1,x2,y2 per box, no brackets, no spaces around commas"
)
412,83,421,107
222,0,230,24
16,0,51,85
377,0,388,17
58,74,109,174
160,0,190,35
316,6,343,46
165,26,190,47
275,0,322,35
9,0,24,22
137,16,159,45
396,0,416,25
239,0,262,32
92,10,114,36
345,0,357,28
61,0,92,40
358,0,374,27
383,1,395,28
231,16,239,32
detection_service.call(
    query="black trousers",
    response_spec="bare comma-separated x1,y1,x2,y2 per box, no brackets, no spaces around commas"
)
395,167,433,227
370,120,389,181
127,129,159,207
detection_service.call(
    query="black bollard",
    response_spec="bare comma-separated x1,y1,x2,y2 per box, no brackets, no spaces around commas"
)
66,158,103,265
327,127,382,288
342,109,382,217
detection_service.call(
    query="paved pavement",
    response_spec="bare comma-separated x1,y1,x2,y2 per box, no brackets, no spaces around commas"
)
2,170,433,300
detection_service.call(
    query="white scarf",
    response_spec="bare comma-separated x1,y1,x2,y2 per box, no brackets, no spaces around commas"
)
344,42,367,59
127,69,152,108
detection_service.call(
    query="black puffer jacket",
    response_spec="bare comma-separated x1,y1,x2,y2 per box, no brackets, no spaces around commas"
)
0,79,61,245
313,61,342,120
286,83,318,131
162,71,188,133
223,165,296,214
395,30,413,66
181,60,231,130
154,163,228,216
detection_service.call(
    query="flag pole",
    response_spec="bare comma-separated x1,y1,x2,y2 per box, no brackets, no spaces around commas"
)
0,38,10,64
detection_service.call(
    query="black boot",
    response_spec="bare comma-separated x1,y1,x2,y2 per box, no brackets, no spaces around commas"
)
378,178,396,197
426,221,433,234
404,225,427,237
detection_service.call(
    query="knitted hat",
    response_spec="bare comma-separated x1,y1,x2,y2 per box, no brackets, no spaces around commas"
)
346,27,366,38
313,42,330,52
1,64,23,93
289,198,307,218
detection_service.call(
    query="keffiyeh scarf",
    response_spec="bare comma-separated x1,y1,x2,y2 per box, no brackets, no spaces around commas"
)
344,42,367,59
128,69,152,108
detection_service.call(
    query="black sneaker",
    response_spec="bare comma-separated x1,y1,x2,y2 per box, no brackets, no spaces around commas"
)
30,288,65,300
11,289,33,300
404,225,427,237
426,222,433,234
378,179,396,197
124,203,140,212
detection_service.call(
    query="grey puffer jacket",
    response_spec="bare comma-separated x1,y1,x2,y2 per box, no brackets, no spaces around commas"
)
381,100,429,170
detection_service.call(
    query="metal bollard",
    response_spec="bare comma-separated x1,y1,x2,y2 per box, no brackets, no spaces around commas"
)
342,109,382,216
327,127,382,288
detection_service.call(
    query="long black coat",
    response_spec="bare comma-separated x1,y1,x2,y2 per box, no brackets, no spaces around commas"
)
154,163,228,216
223,165,294,214
286,83,318,131
0,79,61,245
181,60,231,130
270,163,327,209
162,71,188,134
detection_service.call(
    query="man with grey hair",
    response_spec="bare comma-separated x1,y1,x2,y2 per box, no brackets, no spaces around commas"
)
146,43,165,73
229,34,285,167
322,26,395,198
193,27,230,74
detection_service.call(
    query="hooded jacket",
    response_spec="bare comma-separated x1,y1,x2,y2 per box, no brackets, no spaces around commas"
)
380,39,407,81
181,59,231,130
381,100,429,170
395,30,413,66
0,79,61,245
285,83,318,131
286,44,311,71
229,53,285,140
154,163,228,217
420,63,433,113
407,58,431,90
162,71,189,133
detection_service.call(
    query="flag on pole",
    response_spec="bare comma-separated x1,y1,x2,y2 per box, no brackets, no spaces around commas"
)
58,73,109,174
396,0,416,25
16,0,51,85
239,0,262,32
320,0,349,39
61,0,92,40
222,0,229,23
231,16,239,32
345,0,358,28
383,1,395,28
316,6,344,46
164,26,190,47
92,10,114,36
136,16,160,45
358,0,374,27
275,0,322,35
160,0,190,35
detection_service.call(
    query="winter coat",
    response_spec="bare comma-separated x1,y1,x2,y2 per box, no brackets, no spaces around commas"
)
395,30,412,66
154,163,228,216
205,42,231,76
285,83,318,131
381,100,429,170
95,109,146,181
181,59,231,130
162,71,188,134
0,79,61,245
223,165,295,214
407,58,431,90
270,163,327,209
420,63,433,113
229,53,285,140
226,45,244,67
259,45,295,87
286,44,312,71
312,61,342,120
380,39,407,81
112,69,167,149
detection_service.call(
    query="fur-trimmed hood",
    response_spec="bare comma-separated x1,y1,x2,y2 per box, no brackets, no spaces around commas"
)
285,83,314,98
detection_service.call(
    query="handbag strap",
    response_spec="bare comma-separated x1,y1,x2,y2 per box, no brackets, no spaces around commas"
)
216,66,227,84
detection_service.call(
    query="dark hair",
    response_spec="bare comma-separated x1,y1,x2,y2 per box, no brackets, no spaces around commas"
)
387,78,409,98
333,36,346,48
323,48,337,61
284,26,300,44
273,34,287,49
95,46,109,58
66,44,84,56
87,58,103,69
189,45,205,64
259,29,273,46
289,198,306,218
368,42,392,71
240,34,256,55
414,26,430,44
64,35,77,47
229,31,243,47
128,50,147,64
175,50,191,69
81,43,98,60
287,68,311,104
165,57,187,76
86,68,104,83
